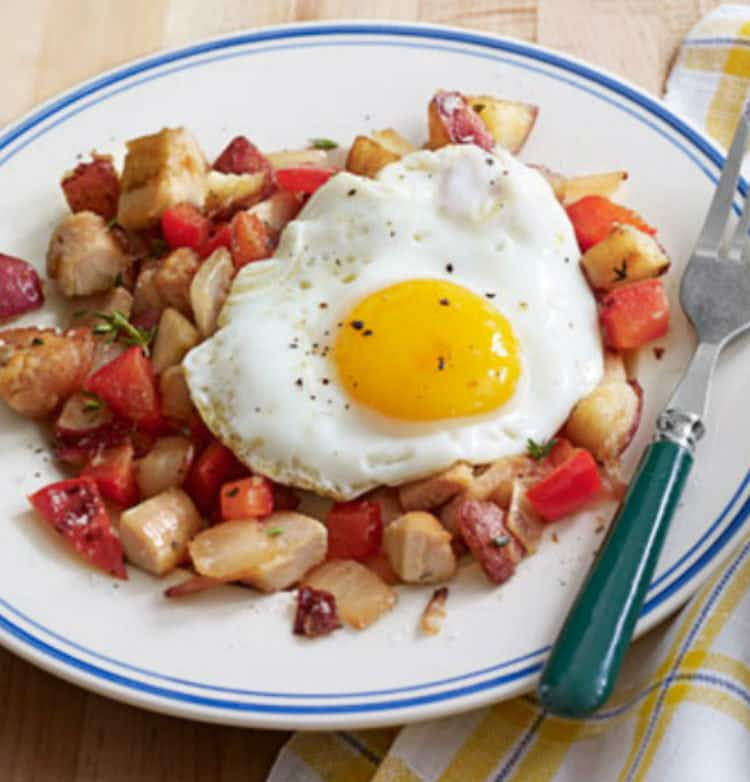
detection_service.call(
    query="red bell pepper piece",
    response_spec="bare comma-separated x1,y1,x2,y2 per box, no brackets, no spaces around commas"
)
230,211,275,268
526,449,602,522
566,195,656,252
213,136,273,178
220,475,274,520
0,254,44,321
81,441,139,507
600,278,670,350
325,500,382,561
275,167,335,195
185,439,241,513
198,222,232,259
161,203,211,250
61,155,120,221
84,346,161,432
28,477,127,578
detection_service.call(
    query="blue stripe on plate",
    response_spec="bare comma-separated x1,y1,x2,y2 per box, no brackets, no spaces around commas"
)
0,22,747,717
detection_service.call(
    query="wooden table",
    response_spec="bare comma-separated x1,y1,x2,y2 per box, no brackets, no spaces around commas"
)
0,1,719,779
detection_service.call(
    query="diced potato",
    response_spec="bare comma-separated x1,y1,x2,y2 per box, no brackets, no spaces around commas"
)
420,586,448,636
371,128,416,157
190,247,234,338
562,171,627,204
466,95,538,154
304,559,396,629
346,135,400,178
0,327,94,418
204,170,266,215
73,286,134,329
384,511,456,584
563,353,643,463
505,480,544,554
154,248,200,317
117,127,207,230
135,436,195,499
398,463,473,511
132,260,165,317
46,211,131,297
151,307,199,374
581,224,669,291
247,191,302,233
160,365,193,423
266,148,329,169
189,512,327,591
470,456,538,507
119,488,204,576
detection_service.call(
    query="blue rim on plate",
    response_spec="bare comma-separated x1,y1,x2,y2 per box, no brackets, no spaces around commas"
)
0,21,747,726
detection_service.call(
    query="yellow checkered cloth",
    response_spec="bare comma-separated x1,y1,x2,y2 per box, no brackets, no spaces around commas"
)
268,7,750,780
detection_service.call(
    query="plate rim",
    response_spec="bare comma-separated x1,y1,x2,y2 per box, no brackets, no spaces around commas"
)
0,19,747,729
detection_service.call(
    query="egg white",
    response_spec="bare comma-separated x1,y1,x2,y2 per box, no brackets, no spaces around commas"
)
184,145,603,499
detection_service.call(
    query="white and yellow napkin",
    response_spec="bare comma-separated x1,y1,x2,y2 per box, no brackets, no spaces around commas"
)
268,7,750,780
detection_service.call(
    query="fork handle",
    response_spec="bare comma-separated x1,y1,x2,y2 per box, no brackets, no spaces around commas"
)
537,438,693,716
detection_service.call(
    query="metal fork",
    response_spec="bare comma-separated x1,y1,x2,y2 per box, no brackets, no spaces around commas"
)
537,108,750,717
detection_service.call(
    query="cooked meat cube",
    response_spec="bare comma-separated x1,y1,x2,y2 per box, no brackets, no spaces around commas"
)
455,497,523,584
384,511,456,583
189,512,327,592
119,488,204,576
154,248,200,317
398,462,473,510
117,127,207,230
0,327,94,418
132,260,166,317
47,211,131,297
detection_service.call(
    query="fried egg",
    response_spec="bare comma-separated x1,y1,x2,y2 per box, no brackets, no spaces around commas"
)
184,144,603,499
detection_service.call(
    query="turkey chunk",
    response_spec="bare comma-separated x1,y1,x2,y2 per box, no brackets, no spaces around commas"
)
384,511,456,584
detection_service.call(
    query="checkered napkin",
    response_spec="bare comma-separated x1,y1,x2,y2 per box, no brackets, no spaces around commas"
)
267,8,750,780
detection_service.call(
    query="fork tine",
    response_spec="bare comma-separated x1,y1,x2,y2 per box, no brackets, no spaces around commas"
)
725,181,750,262
695,108,749,256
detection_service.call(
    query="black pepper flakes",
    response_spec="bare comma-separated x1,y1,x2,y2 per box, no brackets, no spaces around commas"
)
485,292,496,299
350,320,364,330
322,378,330,385
362,329,373,337
446,263,454,273
439,298,450,306
347,188,357,196
485,157,495,166
226,487,240,497
295,378,303,388
319,302,328,309
437,356,445,371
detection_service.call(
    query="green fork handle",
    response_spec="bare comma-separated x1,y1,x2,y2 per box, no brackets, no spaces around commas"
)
537,439,693,717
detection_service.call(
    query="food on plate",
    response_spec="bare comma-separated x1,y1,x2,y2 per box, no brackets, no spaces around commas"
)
4,88,671,638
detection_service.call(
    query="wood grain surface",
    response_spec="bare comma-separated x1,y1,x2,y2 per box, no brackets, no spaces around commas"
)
0,1,720,780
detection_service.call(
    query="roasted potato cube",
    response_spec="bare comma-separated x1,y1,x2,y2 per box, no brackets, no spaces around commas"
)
428,90,494,151
154,247,200,317
247,191,302,233
398,462,473,510
134,436,194,499
470,456,538,507
562,170,627,204
0,327,94,418
189,512,327,591
151,307,199,374
117,127,207,230
563,353,643,463
47,211,131,298
384,511,456,584
346,135,400,178
304,559,396,629
204,170,266,216
466,95,538,154
132,260,166,317
581,224,669,291
159,365,193,423
371,128,416,157
119,488,204,576
190,247,234,337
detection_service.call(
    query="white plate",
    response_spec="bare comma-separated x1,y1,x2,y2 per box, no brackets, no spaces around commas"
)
1,21,748,731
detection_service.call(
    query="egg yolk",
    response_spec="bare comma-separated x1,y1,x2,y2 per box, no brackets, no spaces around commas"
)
334,279,520,420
